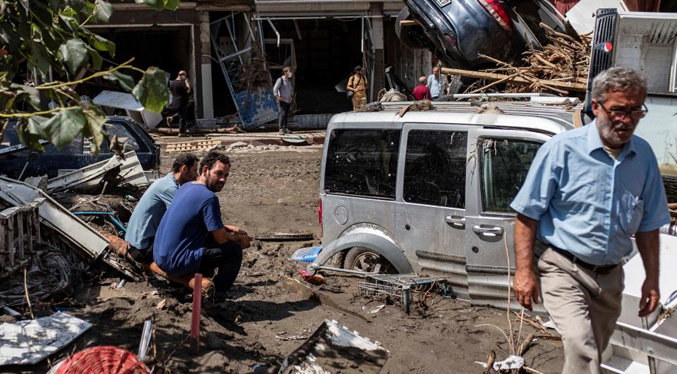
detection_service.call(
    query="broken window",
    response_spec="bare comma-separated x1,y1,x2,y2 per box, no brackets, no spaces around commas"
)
324,129,400,199
480,138,541,213
97,123,140,154
404,130,467,208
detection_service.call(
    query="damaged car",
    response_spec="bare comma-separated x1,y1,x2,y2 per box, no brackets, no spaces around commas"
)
397,0,570,68
0,116,160,180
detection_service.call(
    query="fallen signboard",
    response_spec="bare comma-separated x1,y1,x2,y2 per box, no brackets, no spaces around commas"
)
0,312,91,366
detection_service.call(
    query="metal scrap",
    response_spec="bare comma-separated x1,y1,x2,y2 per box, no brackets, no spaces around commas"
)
278,320,389,374
47,151,148,193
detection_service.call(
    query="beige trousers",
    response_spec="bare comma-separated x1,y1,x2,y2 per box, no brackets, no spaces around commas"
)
352,94,366,111
537,248,624,374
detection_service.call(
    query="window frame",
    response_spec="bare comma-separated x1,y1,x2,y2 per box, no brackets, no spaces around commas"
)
322,127,402,200
401,128,469,208
473,129,550,217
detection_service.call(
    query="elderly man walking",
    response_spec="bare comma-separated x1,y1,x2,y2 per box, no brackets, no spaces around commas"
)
511,67,669,374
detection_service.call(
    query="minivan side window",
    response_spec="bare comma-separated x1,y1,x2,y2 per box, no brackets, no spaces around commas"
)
404,130,467,208
480,138,541,213
324,129,400,199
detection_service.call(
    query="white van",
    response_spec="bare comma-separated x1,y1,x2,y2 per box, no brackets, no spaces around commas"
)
314,99,582,310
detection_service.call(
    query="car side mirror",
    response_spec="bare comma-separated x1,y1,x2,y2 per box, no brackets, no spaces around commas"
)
123,143,134,152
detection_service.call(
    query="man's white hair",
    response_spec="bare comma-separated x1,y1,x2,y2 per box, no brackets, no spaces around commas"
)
592,67,647,103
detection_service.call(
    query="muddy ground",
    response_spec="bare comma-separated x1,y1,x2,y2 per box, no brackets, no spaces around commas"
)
4,134,564,374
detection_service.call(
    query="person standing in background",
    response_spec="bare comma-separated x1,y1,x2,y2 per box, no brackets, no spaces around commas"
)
273,67,294,135
347,66,368,111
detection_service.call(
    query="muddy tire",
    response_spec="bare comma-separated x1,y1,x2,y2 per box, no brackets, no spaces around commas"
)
343,247,396,274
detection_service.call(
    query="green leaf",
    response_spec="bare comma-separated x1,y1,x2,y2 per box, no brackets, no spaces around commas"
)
93,0,113,23
104,71,135,92
27,115,49,138
29,42,51,78
163,0,180,11
58,38,87,75
18,117,47,151
132,67,169,113
81,102,106,155
86,45,102,70
135,0,162,10
43,108,87,149
89,33,115,57
65,0,86,12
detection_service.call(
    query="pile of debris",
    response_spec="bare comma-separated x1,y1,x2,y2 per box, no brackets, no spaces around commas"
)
237,42,273,92
443,23,591,96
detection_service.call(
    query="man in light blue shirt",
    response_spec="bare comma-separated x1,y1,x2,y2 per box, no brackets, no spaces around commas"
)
426,66,446,100
125,153,199,264
511,68,669,374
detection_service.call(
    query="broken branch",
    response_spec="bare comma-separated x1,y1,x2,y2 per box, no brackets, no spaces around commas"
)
440,67,586,92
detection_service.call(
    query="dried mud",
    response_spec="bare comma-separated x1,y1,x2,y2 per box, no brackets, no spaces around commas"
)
4,136,564,374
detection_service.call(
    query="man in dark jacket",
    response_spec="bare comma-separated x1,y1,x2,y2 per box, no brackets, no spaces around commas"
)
166,70,191,137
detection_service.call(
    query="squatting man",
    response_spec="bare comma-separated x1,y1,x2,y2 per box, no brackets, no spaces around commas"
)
511,67,669,374
124,153,199,264
154,151,252,297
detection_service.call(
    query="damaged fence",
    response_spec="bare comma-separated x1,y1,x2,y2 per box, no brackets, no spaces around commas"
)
0,203,40,279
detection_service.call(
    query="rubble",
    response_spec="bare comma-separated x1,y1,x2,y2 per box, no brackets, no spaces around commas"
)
47,151,148,194
278,320,389,374
442,23,592,96
0,312,91,366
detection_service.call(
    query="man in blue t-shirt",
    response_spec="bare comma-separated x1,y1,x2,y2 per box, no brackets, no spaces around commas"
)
125,153,199,264
154,151,251,295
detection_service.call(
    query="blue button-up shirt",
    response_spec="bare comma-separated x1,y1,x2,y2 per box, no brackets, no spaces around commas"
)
427,74,446,98
510,122,670,265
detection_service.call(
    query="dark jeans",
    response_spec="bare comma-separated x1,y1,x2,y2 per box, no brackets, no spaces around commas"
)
176,105,187,134
164,103,187,134
128,242,154,265
278,101,290,130
198,240,243,293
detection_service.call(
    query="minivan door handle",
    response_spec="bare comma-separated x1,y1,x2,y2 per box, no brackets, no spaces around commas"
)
445,215,465,228
472,225,504,236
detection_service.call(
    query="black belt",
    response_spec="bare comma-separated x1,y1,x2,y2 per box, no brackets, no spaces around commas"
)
551,247,619,274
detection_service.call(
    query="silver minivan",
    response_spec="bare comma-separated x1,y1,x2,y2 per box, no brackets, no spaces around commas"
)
314,100,582,308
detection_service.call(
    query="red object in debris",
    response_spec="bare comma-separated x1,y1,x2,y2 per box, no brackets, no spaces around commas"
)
477,0,513,33
300,269,326,285
318,198,323,236
53,346,149,374
191,273,203,355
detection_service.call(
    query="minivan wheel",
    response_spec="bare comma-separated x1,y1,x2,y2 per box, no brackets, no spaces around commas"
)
344,248,396,274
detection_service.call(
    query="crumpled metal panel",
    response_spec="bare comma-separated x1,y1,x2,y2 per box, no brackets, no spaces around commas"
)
235,88,279,129
0,177,108,261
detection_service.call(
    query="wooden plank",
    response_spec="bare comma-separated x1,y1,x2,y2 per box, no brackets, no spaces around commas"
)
17,212,24,261
0,223,5,268
32,209,41,245
26,211,32,254
440,67,587,91
7,215,13,267
399,20,418,27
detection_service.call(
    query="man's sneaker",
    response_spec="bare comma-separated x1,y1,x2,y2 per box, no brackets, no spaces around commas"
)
279,129,285,135
284,128,293,134
178,132,188,138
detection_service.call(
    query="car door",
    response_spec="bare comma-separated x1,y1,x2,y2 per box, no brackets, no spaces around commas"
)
464,128,550,311
395,124,470,296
